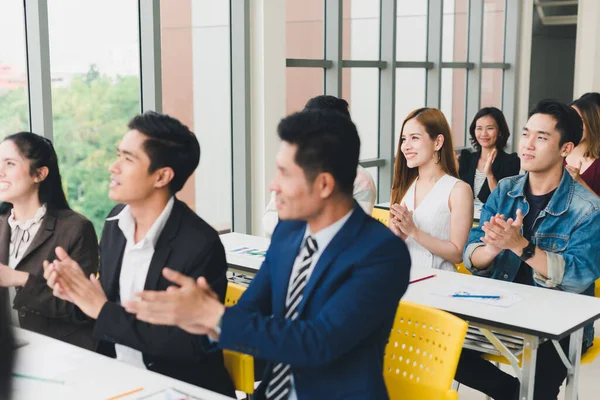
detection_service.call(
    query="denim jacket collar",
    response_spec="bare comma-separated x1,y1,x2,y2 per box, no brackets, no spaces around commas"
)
506,169,574,217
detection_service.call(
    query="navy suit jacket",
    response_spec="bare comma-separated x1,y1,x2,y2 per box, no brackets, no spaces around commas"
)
219,203,411,399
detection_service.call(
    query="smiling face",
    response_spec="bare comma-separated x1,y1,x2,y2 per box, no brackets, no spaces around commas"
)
474,115,499,149
0,140,40,205
400,118,442,168
108,129,165,205
519,113,568,173
0,140,40,204
268,141,325,221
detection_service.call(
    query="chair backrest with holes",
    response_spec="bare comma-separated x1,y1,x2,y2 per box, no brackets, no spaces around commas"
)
225,282,246,306
222,282,255,395
372,207,390,227
383,301,468,400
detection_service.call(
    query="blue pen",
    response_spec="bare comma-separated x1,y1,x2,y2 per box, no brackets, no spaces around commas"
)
452,294,501,299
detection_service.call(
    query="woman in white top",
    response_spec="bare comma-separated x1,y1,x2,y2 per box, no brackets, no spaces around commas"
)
390,108,473,271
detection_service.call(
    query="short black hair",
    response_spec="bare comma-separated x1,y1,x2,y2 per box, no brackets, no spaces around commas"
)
127,111,200,194
468,107,511,151
277,109,359,196
528,99,583,147
579,92,600,109
303,95,351,119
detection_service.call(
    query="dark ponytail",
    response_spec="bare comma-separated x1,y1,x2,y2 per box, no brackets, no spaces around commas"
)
0,132,70,214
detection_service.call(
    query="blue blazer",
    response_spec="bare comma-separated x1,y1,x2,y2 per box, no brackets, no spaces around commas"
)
219,203,411,399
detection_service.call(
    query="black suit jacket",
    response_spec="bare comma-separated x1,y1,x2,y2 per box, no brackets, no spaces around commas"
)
93,199,234,397
459,148,520,203
0,208,98,349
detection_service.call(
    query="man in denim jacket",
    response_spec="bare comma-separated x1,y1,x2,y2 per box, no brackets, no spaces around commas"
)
454,99,600,400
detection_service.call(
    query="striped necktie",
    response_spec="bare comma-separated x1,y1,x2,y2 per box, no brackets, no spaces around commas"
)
265,235,318,400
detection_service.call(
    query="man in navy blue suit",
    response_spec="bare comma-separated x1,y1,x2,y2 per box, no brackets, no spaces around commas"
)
126,109,412,399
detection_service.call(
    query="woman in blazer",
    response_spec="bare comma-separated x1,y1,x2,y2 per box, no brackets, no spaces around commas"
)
0,132,98,349
459,107,520,203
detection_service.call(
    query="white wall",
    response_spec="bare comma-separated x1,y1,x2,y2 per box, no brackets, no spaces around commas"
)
250,0,286,236
573,0,600,97
514,0,534,149
191,0,232,232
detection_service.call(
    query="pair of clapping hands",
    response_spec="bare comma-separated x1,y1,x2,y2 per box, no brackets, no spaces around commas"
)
42,247,224,336
479,209,527,254
389,203,417,239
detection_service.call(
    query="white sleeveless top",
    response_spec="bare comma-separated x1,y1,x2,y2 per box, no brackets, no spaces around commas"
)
401,174,460,272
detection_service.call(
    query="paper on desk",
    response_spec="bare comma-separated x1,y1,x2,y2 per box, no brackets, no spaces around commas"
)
139,387,201,400
227,246,266,259
432,285,523,307
12,378,75,399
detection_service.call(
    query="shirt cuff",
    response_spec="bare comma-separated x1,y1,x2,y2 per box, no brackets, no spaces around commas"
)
533,251,564,288
464,243,494,276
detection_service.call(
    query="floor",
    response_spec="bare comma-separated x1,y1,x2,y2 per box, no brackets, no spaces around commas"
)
458,320,600,400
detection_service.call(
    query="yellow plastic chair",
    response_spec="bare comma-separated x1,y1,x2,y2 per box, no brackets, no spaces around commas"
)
223,282,255,399
384,301,468,400
455,263,472,275
372,207,390,227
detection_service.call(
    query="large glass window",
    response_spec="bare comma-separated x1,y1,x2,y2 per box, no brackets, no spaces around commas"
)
282,0,517,205
395,69,427,151
160,0,232,233
481,68,504,108
396,0,428,62
0,2,29,138
343,68,379,160
286,0,325,132
442,0,469,63
343,0,380,60
286,0,324,59
287,68,324,114
341,0,381,162
482,0,506,63
481,0,506,110
441,68,467,147
48,0,141,235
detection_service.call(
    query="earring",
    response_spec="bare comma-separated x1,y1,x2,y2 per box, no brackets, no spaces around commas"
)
433,150,441,164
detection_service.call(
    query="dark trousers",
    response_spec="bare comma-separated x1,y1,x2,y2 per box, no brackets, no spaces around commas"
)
455,337,575,400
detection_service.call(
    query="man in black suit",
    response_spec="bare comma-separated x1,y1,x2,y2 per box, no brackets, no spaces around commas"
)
43,112,234,396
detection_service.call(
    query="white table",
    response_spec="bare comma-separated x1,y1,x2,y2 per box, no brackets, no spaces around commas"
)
220,232,270,273
406,267,600,400
12,328,233,400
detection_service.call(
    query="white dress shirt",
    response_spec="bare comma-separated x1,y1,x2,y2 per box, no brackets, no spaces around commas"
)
286,209,353,400
7,204,47,326
105,197,174,369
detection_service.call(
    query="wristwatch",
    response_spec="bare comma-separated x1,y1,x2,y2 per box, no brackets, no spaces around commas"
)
519,241,536,261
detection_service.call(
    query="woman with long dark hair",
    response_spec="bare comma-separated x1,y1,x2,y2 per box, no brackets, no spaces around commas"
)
459,107,520,204
390,108,473,271
0,132,98,349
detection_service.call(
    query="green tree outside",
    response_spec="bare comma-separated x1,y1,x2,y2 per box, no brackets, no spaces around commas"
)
0,66,140,236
